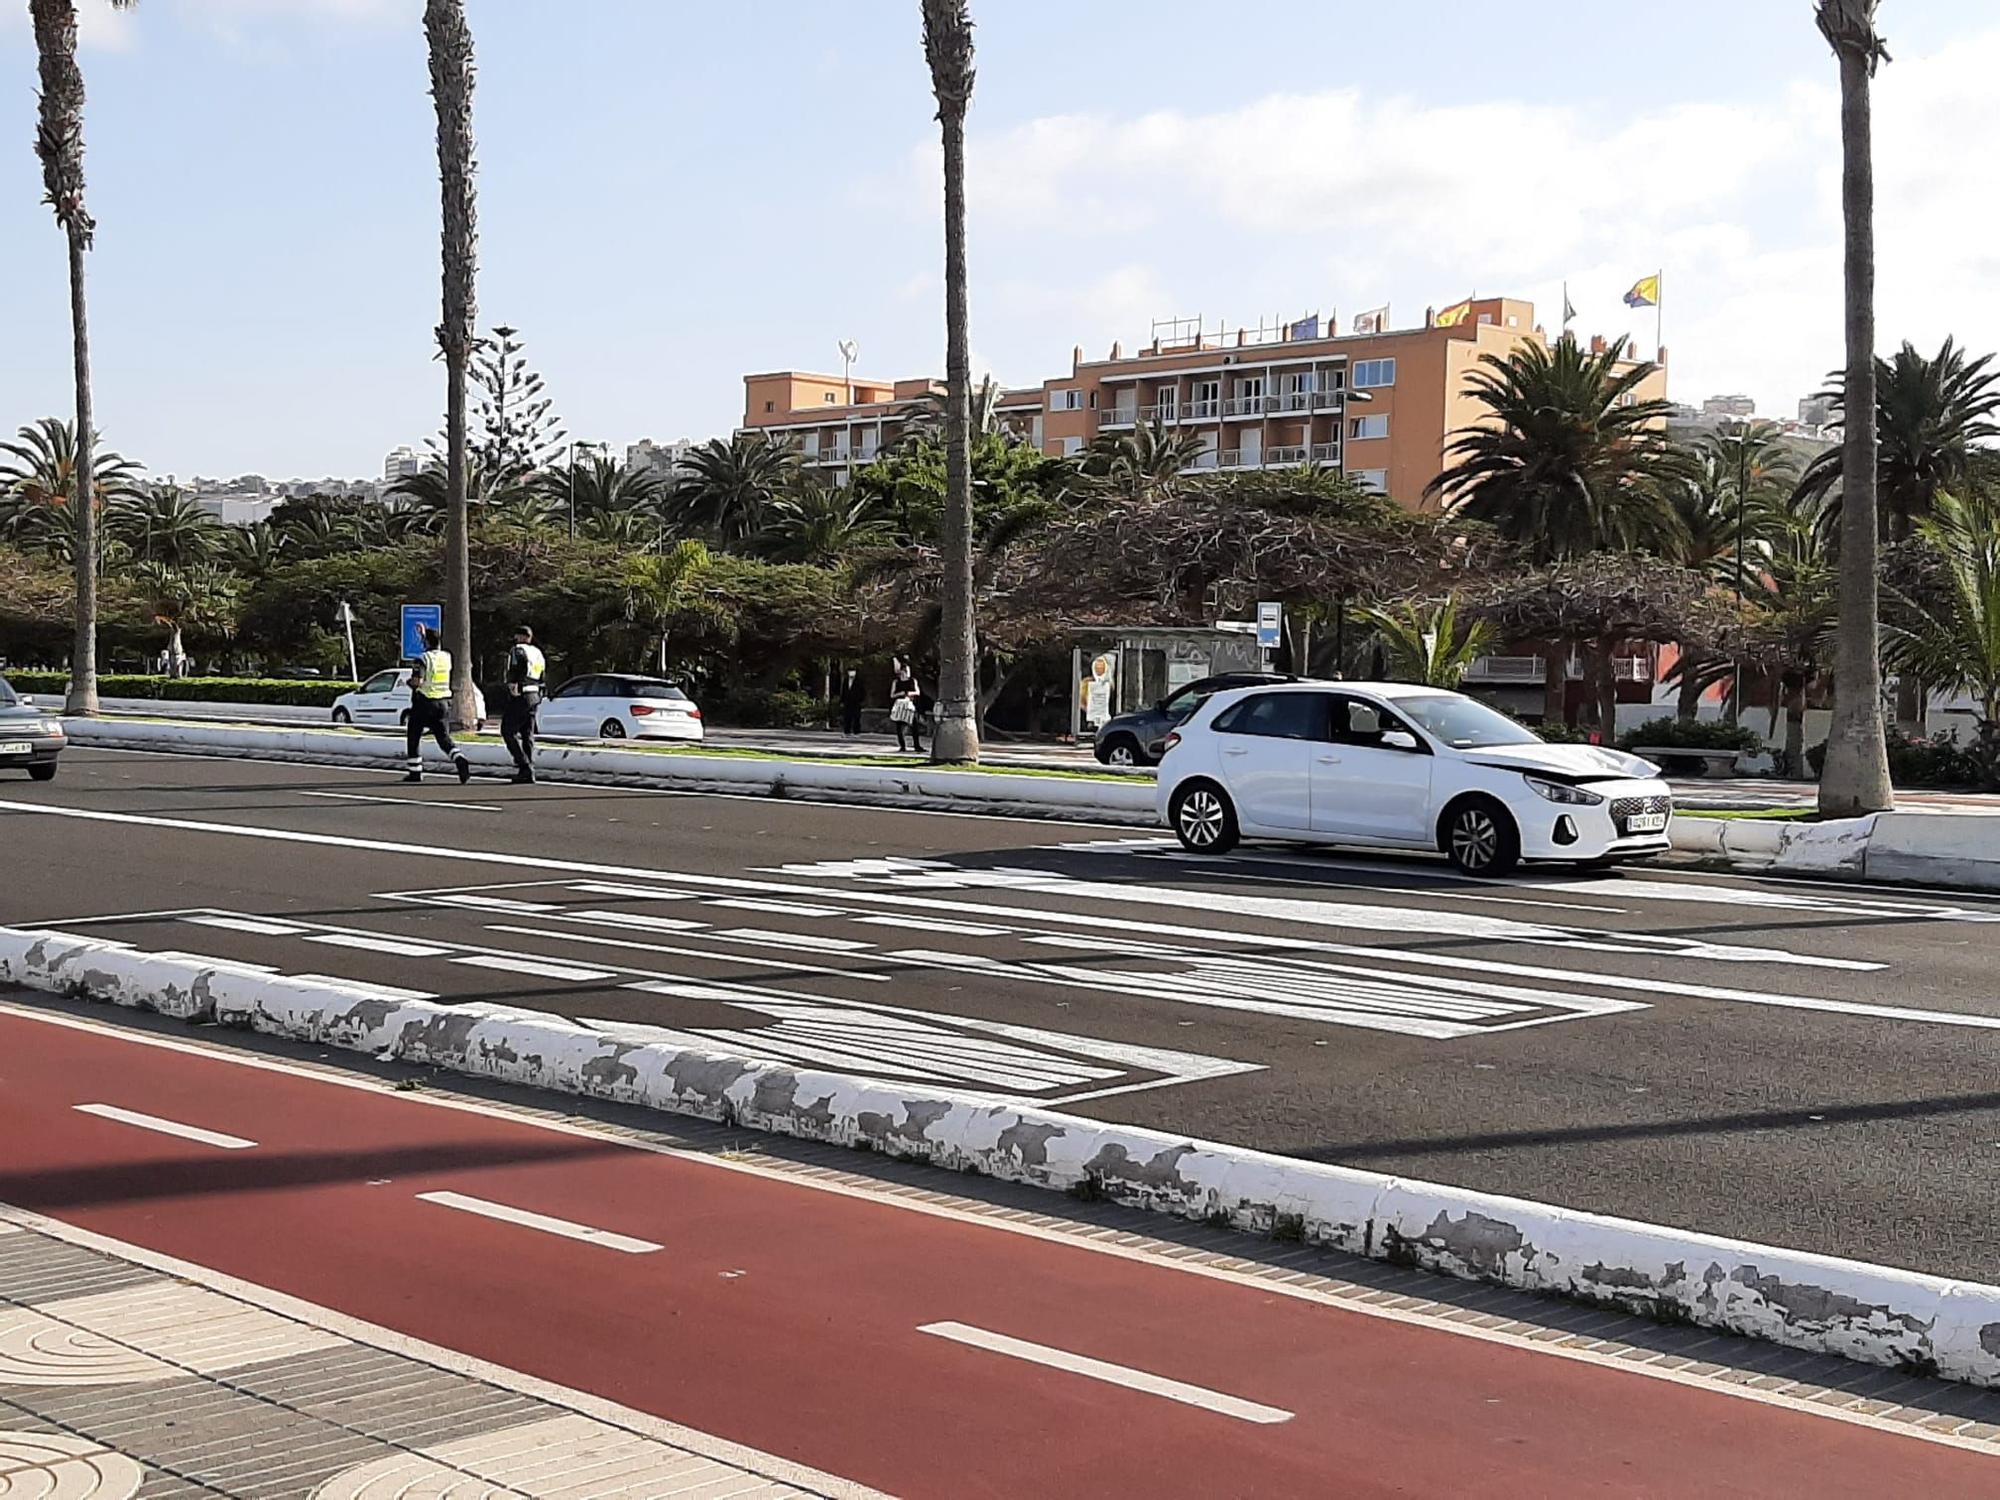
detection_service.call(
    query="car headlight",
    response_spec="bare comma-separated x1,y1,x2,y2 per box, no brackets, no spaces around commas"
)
1524,774,1603,805
38,719,63,736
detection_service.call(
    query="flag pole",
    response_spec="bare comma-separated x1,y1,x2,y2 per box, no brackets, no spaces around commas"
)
1655,268,1664,357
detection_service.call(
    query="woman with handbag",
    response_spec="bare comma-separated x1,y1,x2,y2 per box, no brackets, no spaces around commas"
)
889,657,923,754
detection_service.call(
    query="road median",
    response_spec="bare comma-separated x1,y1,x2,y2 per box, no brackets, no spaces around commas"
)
8,922,2000,1389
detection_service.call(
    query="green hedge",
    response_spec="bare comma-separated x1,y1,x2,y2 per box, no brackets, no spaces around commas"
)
1617,715,1760,753
0,672,355,707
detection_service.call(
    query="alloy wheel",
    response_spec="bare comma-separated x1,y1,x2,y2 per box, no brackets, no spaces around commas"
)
1178,789,1226,848
1451,807,1499,870
1107,742,1137,767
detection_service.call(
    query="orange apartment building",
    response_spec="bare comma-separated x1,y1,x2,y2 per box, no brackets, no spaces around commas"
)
738,298,1668,512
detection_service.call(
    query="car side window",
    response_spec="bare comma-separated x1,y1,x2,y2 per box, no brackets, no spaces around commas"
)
550,677,590,700
363,671,399,694
1212,691,1331,740
1335,697,1428,753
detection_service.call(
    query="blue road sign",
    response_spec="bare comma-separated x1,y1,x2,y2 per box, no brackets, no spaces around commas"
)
1256,601,1283,649
400,604,442,661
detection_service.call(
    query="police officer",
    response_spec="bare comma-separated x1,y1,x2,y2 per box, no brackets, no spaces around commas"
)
404,626,471,785
502,624,547,784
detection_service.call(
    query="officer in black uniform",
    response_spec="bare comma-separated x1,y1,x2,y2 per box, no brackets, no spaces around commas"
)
404,626,472,785
502,623,547,784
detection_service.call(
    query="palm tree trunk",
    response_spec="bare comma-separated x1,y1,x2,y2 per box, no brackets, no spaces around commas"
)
1676,655,1703,722
426,0,479,733
1818,31,1895,815
1591,639,1617,740
925,0,978,765
1786,676,1808,780
1543,645,1567,726
63,226,99,715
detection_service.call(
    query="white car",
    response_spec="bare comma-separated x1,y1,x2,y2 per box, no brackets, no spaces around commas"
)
331,670,485,730
536,673,704,743
1156,682,1672,875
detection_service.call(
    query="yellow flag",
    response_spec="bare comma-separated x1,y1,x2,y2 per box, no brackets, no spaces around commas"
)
1623,275,1661,309
1434,299,1474,328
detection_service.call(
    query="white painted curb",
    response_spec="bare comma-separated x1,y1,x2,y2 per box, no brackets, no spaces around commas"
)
7,924,1997,1388
59,717,1158,825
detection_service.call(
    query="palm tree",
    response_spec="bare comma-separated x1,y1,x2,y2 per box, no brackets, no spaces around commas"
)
31,0,137,715
538,453,667,532
622,539,716,674
130,561,237,676
1883,490,2000,728
579,508,663,550
1427,333,1689,724
425,0,479,731
1706,422,1800,596
899,374,1006,446
922,0,979,764
221,519,287,580
1814,0,1894,814
0,417,140,542
107,486,222,567
1084,415,1207,499
759,485,894,566
1357,598,1497,689
671,434,800,543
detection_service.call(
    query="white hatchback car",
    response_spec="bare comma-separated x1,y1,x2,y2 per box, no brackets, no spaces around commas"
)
332,670,484,730
1156,682,1672,874
536,673,704,743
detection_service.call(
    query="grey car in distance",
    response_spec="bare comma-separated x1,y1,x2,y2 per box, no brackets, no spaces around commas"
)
1091,671,1297,766
0,675,66,781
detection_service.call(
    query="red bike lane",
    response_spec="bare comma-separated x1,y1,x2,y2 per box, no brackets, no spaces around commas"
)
3,1007,1995,1499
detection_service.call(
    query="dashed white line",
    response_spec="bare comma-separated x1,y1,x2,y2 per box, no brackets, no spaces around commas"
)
566,909,709,934
452,954,614,982
180,915,310,937
712,929,873,954
73,1103,256,1151
710,898,847,918
304,932,452,958
916,1322,1293,1425
854,914,1014,938
415,1191,662,1254
298,790,502,813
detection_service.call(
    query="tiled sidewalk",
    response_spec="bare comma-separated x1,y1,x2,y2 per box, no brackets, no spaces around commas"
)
0,1218,834,1499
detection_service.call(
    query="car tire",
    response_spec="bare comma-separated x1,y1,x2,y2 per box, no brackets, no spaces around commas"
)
600,719,627,739
332,708,352,725
27,763,56,782
1443,796,1520,876
1169,780,1238,855
1097,735,1145,768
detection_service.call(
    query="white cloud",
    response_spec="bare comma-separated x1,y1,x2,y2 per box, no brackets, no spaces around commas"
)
914,27,2000,422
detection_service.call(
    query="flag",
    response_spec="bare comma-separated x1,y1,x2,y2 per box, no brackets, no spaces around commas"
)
1352,305,1390,336
1562,285,1577,327
1434,299,1474,328
1623,274,1661,309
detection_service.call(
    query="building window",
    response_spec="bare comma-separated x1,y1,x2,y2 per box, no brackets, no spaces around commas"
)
1478,313,1495,325
1355,468,1389,493
763,401,774,413
1349,414,1389,440
1237,376,1265,399
1155,388,1178,417
824,392,836,402
1051,388,1082,411
1061,435,1084,456
1352,359,1396,389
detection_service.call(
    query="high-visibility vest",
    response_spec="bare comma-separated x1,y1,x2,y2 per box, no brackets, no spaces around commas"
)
415,649,452,700
517,645,546,684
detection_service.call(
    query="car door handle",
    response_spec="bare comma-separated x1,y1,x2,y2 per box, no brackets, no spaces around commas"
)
1223,747,1249,756
1316,754,1341,764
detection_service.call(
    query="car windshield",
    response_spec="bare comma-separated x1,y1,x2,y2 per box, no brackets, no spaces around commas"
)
1395,694,1540,750
0,678,15,707
624,680,688,701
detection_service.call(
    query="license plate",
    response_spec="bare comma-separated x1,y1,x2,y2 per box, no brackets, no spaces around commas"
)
1625,812,1668,833
0,742,32,756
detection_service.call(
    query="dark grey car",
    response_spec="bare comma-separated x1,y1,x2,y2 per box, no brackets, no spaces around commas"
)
0,676,66,781
1091,672,1298,766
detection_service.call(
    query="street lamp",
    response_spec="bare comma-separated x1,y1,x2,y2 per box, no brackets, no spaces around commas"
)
567,439,606,542
838,340,859,487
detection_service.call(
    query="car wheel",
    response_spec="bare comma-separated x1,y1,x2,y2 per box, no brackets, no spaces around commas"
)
1169,781,1238,855
332,708,352,725
1098,736,1144,768
1444,797,1520,877
600,719,627,739
27,763,56,782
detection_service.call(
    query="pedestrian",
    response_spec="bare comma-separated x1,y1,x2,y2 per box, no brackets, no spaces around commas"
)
839,667,865,737
890,656,924,754
502,624,547,784
403,626,471,785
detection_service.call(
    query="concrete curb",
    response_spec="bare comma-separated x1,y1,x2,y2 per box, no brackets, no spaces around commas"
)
8,924,1999,1388
59,717,1159,826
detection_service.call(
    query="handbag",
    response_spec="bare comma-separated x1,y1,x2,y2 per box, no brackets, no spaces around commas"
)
890,697,916,725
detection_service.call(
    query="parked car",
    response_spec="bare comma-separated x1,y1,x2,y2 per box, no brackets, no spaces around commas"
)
1155,682,1671,875
0,674,65,781
1092,671,1298,766
537,674,704,743
331,670,485,730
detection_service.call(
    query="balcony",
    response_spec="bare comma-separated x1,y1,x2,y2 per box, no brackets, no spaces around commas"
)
1140,403,1178,424
1222,395,1273,418
1310,442,1341,464
1218,448,1246,468
1187,450,1220,470
1267,444,1308,465
1273,391,1317,414
1465,655,1547,683
1100,406,1138,428
1313,389,1349,410
1185,398,1220,420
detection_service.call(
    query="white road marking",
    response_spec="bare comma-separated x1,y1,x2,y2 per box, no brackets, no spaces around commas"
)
854,914,1014,938
452,954,613,983
710,897,847,918
303,932,451,958
73,1103,256,1150
569,882,698,901
180,915,309,937
298,790,502,813
712,928,873,954
430,893,560,913
917,1322,1292,1424
1202,866,1629,914
564,909,708,934
415,1191,661,1253
485,925,889,982
13,1004,1993,1465
16,801,1995,1033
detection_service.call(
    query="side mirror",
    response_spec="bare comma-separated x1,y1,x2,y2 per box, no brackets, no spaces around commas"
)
1154,699,1170,714
1382,729,1419,752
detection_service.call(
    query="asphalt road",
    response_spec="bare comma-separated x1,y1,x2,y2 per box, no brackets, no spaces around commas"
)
6,746,2000,1283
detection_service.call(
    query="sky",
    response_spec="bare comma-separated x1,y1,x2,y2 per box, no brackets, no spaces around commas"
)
1,0,1998,481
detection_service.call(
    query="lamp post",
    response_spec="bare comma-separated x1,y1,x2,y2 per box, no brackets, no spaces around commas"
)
566,439,605,541
838,340,859,488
